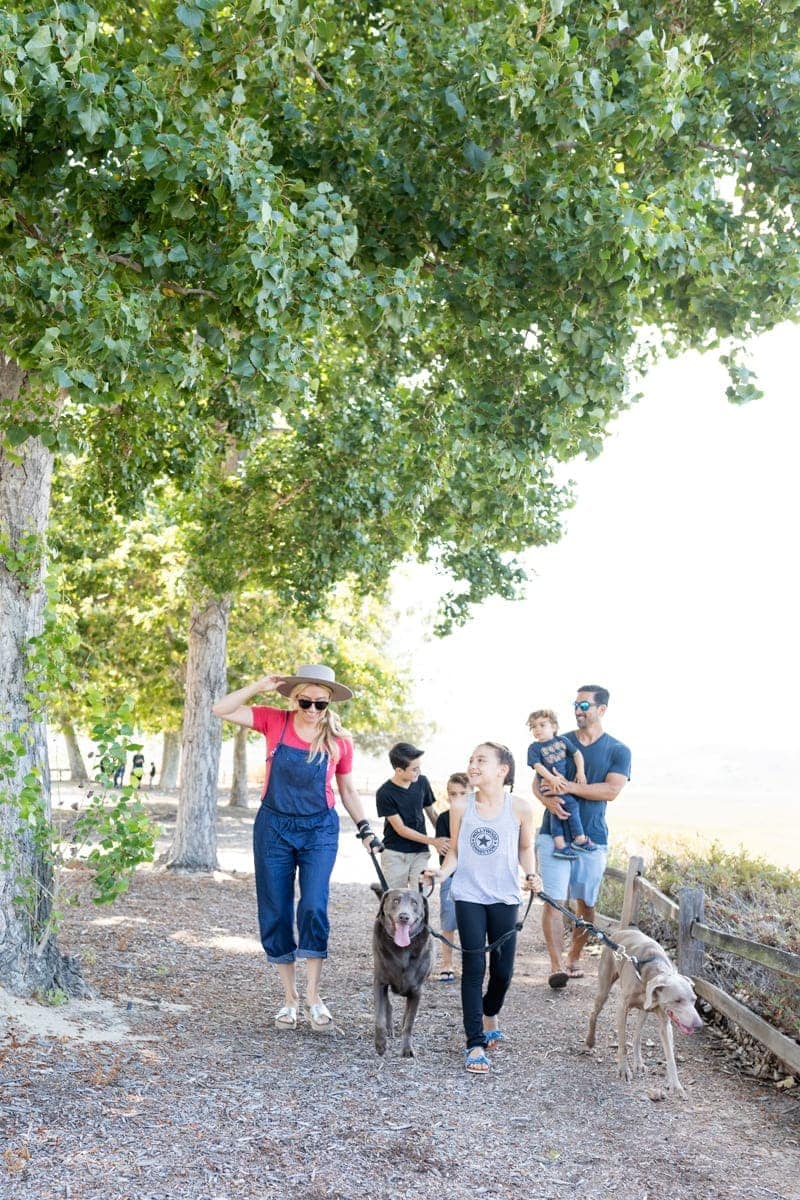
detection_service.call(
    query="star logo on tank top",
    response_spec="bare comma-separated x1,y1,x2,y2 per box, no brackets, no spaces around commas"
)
470,826,500,856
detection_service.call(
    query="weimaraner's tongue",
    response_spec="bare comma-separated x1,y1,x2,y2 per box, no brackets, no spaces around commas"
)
393,922,411,948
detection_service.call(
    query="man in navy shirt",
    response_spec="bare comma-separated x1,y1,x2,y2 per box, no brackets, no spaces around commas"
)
530,685,631,989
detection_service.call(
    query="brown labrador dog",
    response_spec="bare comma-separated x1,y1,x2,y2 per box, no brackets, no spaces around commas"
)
373,888,432,1058
585,927,703,1098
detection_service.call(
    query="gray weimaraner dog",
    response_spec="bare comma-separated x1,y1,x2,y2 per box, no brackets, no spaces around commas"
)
373,888,432,1058
586,927,703,1098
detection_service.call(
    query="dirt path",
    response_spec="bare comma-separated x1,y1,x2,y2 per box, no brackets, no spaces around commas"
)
2,795,798,1200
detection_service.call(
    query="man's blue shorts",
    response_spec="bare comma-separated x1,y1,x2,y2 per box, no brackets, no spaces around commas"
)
535,833,608,907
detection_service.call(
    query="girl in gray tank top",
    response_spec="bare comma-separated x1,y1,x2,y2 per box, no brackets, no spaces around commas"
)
426,742,540,1075
450,792,523,906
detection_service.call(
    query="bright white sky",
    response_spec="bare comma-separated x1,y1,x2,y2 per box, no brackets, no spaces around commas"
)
384,322,799,804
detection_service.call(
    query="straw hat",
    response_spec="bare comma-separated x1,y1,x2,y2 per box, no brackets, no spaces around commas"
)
274,663,354,702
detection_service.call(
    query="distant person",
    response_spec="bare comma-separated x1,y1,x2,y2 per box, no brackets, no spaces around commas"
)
424,743,541,1074
113,759,125,788
527,709,595,858
148,761,156,789
532,686,631,989
376,742,448,891
433,772,469,982
130,751,145,790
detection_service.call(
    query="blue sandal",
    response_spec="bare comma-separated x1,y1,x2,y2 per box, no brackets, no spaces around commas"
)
484,1029,505,1046
465,1048,491,1074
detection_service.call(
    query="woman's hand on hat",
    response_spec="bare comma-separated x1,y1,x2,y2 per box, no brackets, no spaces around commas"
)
256,674,286,692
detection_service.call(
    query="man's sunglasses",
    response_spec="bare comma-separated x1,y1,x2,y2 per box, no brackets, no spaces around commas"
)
297,697,330,711
574,700,594,711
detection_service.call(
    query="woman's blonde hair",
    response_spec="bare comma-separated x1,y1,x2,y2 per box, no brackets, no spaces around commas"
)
289,683,348,764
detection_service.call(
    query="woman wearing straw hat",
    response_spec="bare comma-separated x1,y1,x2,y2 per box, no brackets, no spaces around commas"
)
212,664,380,1031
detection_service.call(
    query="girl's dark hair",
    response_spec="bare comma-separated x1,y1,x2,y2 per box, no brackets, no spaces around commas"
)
480,742,515,790
448,772,469,788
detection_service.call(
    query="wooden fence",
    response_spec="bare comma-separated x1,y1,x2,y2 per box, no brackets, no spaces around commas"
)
596,855,800,1077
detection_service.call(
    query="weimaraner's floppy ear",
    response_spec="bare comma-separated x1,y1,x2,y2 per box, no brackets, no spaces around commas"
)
645,974,670,1011
377,890,389,918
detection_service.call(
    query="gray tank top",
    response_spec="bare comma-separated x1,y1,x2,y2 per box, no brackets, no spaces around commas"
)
450,792,522,906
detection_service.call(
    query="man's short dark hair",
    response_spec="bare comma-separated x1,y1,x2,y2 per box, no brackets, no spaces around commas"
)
389,742,424,769
578,684,610,707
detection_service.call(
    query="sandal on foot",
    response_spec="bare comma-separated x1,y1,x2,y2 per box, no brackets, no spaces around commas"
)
465,1048,491,1074
484,1029,505,1046
274,1005,298,1029
308,1001,333,1031
435,970,455,983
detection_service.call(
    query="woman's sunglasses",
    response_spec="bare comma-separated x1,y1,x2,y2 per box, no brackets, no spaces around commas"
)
297,697,330,711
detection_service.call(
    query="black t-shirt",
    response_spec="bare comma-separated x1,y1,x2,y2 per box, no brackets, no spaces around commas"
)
132,753,145,770
376,775,436,853
434,810,451,865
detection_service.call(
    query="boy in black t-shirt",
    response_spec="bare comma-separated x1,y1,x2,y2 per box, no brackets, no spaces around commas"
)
375,742,448,890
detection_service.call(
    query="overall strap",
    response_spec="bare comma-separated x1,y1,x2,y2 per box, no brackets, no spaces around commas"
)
268,711,291,760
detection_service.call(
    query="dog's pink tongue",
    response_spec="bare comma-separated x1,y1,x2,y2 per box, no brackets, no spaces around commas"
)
393,923,411,948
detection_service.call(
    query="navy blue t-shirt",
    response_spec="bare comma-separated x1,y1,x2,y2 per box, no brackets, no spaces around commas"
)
530,732,631,845
527,733,580,779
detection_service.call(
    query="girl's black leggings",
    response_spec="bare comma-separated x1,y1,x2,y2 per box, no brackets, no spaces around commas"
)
455,899,519,1049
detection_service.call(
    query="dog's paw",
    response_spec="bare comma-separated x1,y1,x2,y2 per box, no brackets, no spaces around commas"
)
400,1041,415,1058
666,1082,687,1100
374,1035,387,1057
619,1062,634,1083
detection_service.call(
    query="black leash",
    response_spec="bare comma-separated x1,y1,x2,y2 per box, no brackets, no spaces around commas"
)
537,891,661,977
367,844,390,894
422,885,536,958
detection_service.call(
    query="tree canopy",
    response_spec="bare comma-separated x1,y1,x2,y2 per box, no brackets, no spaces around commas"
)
4,0,798,618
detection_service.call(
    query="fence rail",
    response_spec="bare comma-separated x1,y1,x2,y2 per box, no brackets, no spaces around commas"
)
599,855,800,1076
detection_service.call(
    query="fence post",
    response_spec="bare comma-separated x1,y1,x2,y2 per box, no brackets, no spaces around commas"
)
678,887,705,978
620,855,644,926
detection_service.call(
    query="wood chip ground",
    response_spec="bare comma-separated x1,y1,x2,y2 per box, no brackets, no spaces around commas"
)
2,796,799,1200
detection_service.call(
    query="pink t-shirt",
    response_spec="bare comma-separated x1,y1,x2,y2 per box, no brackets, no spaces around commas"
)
251,706,354,809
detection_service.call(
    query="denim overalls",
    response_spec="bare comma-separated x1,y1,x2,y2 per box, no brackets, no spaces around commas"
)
253,714,340,963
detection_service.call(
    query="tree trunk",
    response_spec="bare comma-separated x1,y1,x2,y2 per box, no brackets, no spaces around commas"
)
61,719,90,784
165,595,231,870
0,359,86,996
160,730,181,790
228,724,251,808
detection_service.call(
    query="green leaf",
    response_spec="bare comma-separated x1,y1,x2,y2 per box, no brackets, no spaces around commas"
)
176,4,204,29
23,25,53,66
169,198,195,220
444,88,466,120
5,425,30,446
77,106,109,138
